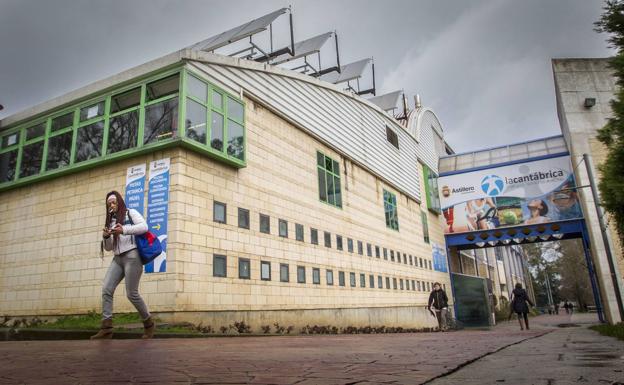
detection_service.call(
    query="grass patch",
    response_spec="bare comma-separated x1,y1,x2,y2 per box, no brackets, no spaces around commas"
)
589,323,624,341
32,311,143,330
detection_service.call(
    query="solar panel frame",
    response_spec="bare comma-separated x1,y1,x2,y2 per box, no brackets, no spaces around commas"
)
319,58,371,84
368,90,402,111
271,32,334,65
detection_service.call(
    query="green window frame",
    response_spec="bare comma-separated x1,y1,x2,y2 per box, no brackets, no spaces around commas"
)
316,151,342,208
383,189,399,231
0,66,246,192
421,211,430,244
422,164,441,214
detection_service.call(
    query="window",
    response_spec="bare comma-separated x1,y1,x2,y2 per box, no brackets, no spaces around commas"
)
383,189,399,231
260,214,270,234
357,241,363,255
238,208,250,229
296,224,304,241
75,121,104,163
386,125,399,149
280,264,289,282
316,151,342,208
393,278,398,290
390,250,395,262
369,275,375,288
326,270,334,285
347,238,354,253
313,268,320,284
339,271,345,286
412,280,416,291
297,266,306,283
396,251,401,263
423,164,441,213
375,246,380,258
403,253,407,264
51,112,73,132
367,243,372,257
428,260,433,270
20,141,44,178
213,201,226,224
261,261,271,281
144,96,178,145
311,228,318,245
279,219,288,238
426,282,431,291
324,231,331,248
385,277,391,289
213,255,227,277
400,279,404,290
409,255,413,265
46,131,72,170
421,211,430,243
350,272,356,287
360,274,366,288
336,235,343,250
417,281,422,291
419,258,424,268
378,276,383,289
383,248,388,260
108,110,138,154
238,258,251,279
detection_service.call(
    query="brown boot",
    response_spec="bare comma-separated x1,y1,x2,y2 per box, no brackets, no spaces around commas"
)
142,317,155,339
90,319,113,340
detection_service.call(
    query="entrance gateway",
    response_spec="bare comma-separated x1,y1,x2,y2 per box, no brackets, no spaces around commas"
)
437,135,605,326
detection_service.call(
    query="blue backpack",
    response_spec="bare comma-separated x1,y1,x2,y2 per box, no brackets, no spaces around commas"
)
127,211,163,265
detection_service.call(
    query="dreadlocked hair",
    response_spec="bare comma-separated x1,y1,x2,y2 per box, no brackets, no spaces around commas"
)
105,190,127,251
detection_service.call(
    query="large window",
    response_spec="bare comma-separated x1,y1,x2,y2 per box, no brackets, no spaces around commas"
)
421,211,430,244
383,189,399,231
0,67,246,191
316,151,342,208
423,164,441,213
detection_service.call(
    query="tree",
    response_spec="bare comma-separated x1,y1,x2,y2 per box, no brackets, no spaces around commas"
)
524,243,561,307
595,1,624,243
556,240,595,309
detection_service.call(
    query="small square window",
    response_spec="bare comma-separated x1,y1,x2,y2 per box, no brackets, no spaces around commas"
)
279,219,288,238
357,241,363,255
360,273,366,288
280,264,289,282
393,278,398,290
350,272,356,287
296,224,304,242
261,261,271,281
311,228,318,245
375,246,380,258
383,248,388,260
369,274,375,288
238,208,249,229
326,270,334,285
336,235,343,250
324,231,331,248
339,271,345,286
385,277,391,289
297,266,306,283
313,268,320,284
213,201,226,224
386,125,399,149
409,255,413,265
213,255,227,277
378,276,383,289
366,243,372,257
239,258,250,279
400,279,404,290
390,250,395,262
260,214,270,234
347,238,354,253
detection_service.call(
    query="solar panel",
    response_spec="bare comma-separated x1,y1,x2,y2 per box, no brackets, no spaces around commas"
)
271,32,334,64
368,90,402,111
319,58,371,84
190,8,288,52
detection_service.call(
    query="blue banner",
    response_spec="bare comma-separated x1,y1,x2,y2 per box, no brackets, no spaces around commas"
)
125,164,146,215
145,158,170,273
432,243,448,273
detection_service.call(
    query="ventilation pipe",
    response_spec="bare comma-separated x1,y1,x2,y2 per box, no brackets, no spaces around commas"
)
414,94,422,109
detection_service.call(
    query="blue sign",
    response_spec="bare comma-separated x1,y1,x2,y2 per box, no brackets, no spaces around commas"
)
125,164,146,215
432,243,448,273
145,158,170,273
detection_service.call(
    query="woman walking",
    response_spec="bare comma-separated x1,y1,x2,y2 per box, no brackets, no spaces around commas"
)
511,282,534,330
91,191,155,340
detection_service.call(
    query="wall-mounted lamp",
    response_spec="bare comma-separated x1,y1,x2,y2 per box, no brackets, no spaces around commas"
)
584,97,596,108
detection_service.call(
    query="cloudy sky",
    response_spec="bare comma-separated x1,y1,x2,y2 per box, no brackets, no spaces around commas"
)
0,0,613,153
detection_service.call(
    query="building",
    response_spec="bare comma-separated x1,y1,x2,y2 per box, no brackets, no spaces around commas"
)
0,49,451,331
553,58,624,323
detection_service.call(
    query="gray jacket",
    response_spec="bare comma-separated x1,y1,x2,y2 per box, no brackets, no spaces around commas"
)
103,209,148,255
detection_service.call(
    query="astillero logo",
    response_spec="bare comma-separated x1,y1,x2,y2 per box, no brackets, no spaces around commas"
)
481,175,505,196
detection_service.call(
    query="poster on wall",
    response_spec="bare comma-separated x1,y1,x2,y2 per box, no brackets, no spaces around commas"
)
145,158,170,273
125,164,146,215
438,155,583,234
432,243,448,273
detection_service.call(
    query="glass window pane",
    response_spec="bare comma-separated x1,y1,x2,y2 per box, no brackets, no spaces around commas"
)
295,224,304,241
213,255,226,277
317,169,327,202
1,132,19,148
334,175,342,207
211,112,224,151
316,152,324,167
51,112,73,132
326,270,334,285
108,110,138,154
20,141,44,178
238,208,249,229
146,74,179,102
325,157,332,172
212,91,223,110
313,268,320,284
261,262,271,280
333,160,340,175
187,75,207,103
339,271,345,286
0,149,18,182
79,101,105,121
227,97,244,122
297,266,306,283
186,99,207,144
311,228,318,244
144,97,178,144
239,258,250,279
75,121,104,163
260,214,270,234
326,173,335,205
227,120,244,160
25,123,45,141
111,87,141,113
280,264,289,282
279,219,288,237
46,131,72,170
350,272,356,287
213,201,226,223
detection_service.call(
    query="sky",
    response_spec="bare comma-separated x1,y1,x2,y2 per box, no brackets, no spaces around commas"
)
0,0,613,153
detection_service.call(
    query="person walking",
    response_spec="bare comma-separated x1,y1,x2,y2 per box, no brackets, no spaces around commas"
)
568,302,574,315
563,301,570,314
428,282,449,331
91,191,155,340
510,283,534,330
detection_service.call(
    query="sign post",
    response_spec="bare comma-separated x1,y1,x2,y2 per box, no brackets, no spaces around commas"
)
145,158,170,273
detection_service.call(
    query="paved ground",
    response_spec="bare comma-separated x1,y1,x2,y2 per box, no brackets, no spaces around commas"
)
0,313,619,385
